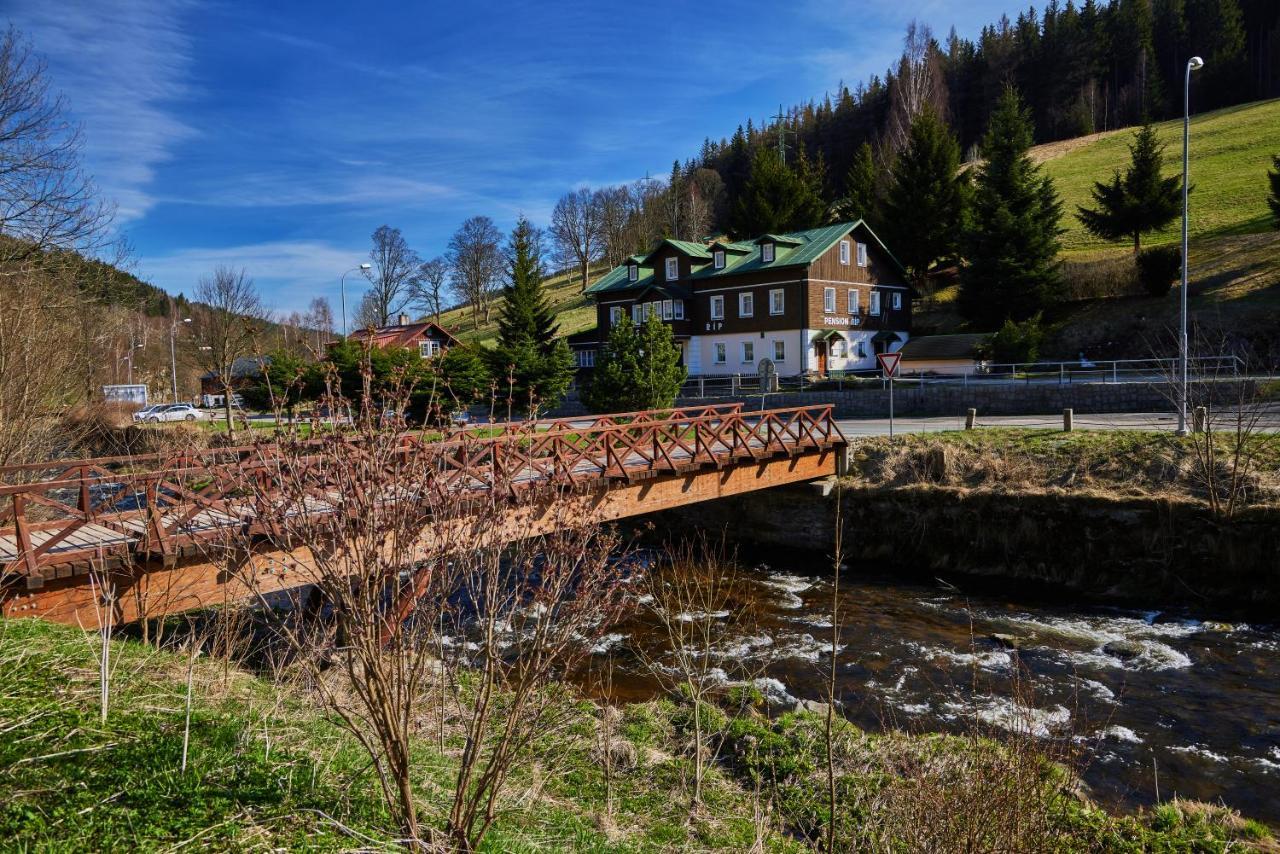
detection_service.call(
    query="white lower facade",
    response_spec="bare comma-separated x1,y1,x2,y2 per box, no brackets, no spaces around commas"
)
685,328,907,377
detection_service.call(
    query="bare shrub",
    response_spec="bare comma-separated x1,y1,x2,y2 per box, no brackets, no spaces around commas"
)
192,364,631,849
1061,254,1139,301
636,536,769,813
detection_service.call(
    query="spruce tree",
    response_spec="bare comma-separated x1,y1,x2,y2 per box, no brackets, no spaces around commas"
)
582,314,686,413
488,216,574,413
1268,154,1280,229
836,142,880,223
730,146,824,237
1077,122,1182,253
959,87,1064,329
880,108,966,286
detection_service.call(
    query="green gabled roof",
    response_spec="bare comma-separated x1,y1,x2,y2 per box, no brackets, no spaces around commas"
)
587,220,909,294
756,233,805,246
638,238,712,261
709,240,753,254
585,262,655,295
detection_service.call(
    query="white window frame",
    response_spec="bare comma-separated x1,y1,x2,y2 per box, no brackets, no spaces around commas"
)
892,292,903,310
741,341,754,363
418,340,440,359
847,289,859,314
662,299,673,320
665,257,678,281
823,287,836,313
576,349,596,368
628,264,638,282
631,305,640,323
674,299,685,320
739,292,754,318
773,339,786,361
856,340,867,358
769,288,785,315
870,291,882,315
839,240,850,265
610,306,624,325
713,249,725,269
832,337,847,357
710,294,724,320
761,243,775,263
857,242,868,266
714,342,726,364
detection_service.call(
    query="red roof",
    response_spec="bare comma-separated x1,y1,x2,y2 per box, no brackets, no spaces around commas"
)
346,320,460,350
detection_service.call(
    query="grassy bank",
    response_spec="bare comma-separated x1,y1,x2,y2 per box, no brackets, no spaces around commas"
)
846,428,1280,506
2,618,1274,850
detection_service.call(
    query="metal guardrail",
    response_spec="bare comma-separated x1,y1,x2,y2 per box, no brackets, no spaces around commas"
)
679,355,1248,397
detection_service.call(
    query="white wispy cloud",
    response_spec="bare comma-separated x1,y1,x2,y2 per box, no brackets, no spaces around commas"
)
7,0,197,222
140,239,369,316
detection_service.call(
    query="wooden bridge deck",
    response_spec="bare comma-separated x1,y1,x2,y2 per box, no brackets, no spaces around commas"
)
1,403,846,624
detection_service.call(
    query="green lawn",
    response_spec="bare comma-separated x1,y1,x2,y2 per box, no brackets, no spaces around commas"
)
437,266,605,347
1038,98,1280,255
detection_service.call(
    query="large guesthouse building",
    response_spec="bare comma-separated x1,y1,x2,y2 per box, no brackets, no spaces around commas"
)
575,221,912,377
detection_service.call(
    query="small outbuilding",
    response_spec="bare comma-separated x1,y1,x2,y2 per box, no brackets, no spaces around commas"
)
896,333,990,376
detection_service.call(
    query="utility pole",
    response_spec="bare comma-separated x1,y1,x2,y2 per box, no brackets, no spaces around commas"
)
1177,56,1204,436
772,105,792,165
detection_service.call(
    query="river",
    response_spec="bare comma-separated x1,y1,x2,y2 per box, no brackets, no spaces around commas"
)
596,553,1280,826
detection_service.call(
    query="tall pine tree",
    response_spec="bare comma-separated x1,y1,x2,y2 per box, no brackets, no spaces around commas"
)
1268,154,1280,228
488,216,574,414
730,146,825,237
832,142,880,224
1077,122,1182,253
581,315,686,413
880,108,966,287
959,87,1064,329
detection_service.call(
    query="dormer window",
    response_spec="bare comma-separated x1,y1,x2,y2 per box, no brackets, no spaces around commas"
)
628,264,638,282
761,242,775,263
713,249,725,269
665,257,678,281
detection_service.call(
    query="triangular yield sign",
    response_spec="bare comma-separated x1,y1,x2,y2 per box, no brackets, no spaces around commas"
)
876,351,901,378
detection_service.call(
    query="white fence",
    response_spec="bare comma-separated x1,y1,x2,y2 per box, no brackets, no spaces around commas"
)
679,356,1246,398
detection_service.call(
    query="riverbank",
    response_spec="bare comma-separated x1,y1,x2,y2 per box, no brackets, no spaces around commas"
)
653,429,1280,609
1,618,1272,850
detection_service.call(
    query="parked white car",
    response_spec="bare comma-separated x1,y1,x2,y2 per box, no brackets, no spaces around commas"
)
134,403,207,423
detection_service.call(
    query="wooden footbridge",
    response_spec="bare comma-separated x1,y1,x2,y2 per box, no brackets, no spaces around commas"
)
1,403,846,626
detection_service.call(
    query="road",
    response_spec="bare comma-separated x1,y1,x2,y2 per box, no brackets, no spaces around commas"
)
834,407,1280,436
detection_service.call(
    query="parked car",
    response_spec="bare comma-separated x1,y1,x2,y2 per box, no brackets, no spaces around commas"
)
134,404,207,423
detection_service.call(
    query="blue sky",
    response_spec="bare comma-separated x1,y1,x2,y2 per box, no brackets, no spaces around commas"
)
8,0,1014,315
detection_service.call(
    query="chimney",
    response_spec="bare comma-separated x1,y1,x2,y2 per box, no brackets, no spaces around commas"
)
397,313,410,326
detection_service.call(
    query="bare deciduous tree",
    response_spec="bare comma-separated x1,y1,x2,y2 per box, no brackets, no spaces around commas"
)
447,216,503,328
550,187,602,291
302,296,334,354
365,225,421,327
592,185,636,268
0,26,112,262
412,256,450,325
885,21,949,155
191,266,266,436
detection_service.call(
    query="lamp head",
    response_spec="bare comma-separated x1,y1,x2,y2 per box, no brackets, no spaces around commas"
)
360,263,372,270
1188,56,1204,71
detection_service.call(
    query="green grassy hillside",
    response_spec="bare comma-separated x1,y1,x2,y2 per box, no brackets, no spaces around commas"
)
437,267,603,347
1038,98,1280,255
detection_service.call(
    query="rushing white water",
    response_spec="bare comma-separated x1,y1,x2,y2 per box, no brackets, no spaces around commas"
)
602,560,1280,825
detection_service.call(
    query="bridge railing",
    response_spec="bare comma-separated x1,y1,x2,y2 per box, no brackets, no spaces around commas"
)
0,404,842,581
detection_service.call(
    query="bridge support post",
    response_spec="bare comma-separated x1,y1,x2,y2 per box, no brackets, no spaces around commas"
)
835,445,850,477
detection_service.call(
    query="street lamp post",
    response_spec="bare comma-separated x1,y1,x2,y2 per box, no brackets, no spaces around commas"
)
169,313,192,402
340,263,373,338
1177,56,1204,436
